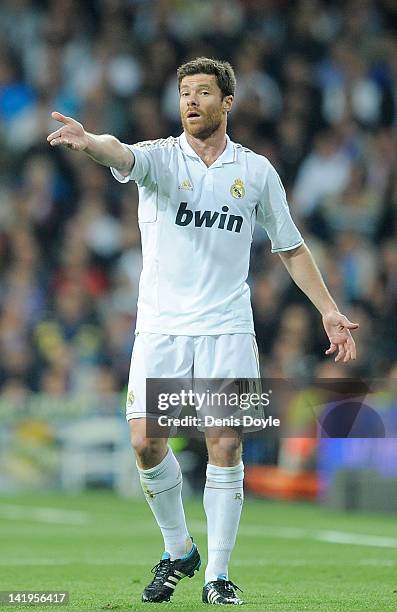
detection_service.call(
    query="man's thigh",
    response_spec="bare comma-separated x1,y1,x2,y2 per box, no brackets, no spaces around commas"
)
193,333,260,378
193,334,263,431
126,333,194,421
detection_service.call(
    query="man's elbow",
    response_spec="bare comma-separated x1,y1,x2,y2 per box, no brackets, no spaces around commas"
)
118,145,135,176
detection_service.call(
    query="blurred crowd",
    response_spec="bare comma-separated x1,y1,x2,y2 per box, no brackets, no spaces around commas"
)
0,0,396,400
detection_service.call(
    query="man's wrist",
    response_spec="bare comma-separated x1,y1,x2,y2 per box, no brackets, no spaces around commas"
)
84,132,96,155
321,304,339,317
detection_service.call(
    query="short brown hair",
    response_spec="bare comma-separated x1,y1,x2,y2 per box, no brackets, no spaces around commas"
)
177,57,236,98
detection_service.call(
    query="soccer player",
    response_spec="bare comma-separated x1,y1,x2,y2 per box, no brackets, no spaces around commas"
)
47,58,358,606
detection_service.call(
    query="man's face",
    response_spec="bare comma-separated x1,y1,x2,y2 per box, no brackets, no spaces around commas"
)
179,73,232,139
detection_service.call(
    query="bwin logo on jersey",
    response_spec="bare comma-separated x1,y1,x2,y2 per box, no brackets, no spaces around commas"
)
175,202,243,233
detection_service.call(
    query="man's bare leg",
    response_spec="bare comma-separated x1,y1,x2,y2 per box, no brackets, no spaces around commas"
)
129,417,169,469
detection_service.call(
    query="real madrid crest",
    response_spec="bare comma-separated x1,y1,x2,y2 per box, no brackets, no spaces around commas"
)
230,178,245,199
127,389,135,407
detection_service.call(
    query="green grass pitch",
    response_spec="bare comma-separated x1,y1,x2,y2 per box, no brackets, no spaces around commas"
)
0,491,396,611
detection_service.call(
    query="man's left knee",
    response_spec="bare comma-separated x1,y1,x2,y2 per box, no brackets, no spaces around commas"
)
206,431,242,465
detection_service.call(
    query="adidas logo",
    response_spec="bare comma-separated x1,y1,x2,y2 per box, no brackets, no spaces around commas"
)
179,179,193,191
175,202,243,233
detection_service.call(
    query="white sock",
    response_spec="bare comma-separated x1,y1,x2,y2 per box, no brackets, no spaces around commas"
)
137,447,191,560
203,462,244,583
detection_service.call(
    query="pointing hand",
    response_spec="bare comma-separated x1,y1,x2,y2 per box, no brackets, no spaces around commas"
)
47,112,88,151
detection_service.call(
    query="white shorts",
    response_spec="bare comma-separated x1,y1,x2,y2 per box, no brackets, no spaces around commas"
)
125,332,261,421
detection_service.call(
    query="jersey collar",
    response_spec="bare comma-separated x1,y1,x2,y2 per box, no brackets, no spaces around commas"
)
179,132,236,167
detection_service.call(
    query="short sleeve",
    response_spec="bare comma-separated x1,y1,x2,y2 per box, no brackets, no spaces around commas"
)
110,143,155,188
257,164,304,253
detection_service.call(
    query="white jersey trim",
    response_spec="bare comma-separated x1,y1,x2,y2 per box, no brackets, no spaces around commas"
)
271,239,304,253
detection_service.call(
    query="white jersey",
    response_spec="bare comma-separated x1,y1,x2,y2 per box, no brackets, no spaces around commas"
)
111,133,303,335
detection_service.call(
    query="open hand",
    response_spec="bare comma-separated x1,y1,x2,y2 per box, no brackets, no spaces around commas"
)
47,112,88,151
323,310,359,363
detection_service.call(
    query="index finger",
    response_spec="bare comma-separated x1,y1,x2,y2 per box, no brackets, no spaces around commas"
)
47,128,63,141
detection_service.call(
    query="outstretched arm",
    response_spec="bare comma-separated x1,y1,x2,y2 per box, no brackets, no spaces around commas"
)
278,243,359,363
47,111,134,177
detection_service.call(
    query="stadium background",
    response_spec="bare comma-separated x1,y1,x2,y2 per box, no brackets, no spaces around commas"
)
0,1,397,610
1,0,396,398
1,0,396,492
0,0,395,481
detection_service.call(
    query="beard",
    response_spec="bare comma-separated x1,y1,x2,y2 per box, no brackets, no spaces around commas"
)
181,108,223,140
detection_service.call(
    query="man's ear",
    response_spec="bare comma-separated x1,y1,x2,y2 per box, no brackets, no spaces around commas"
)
223,95,233,113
